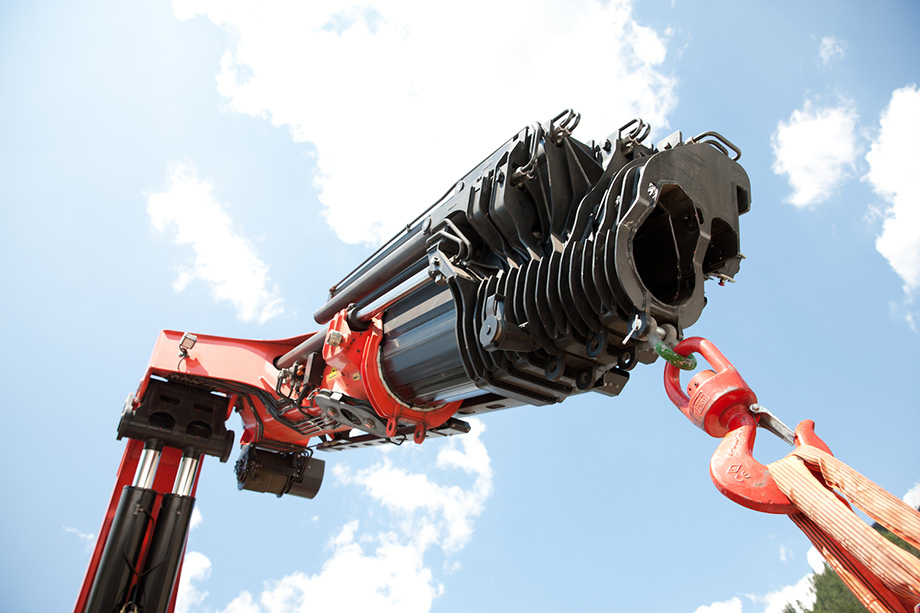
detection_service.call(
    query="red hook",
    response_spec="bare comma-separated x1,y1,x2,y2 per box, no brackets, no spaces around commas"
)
664,337,833,514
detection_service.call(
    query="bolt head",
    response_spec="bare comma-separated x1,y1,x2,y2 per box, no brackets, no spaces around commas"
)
326,330,344,347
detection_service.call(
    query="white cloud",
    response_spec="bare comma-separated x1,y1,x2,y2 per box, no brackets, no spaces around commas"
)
174,0,677,246
63,526,96,553
223,522,441,613
698,546,825,613
864,85,920,307
771,99,860,207
694,596,742,613
819,35,846,65
755,573,816,613
190,506,203,531
904,481,920,509
335,419,493,555
147,160,285,323
222,591,261,613
176,550,213,613
806,546,826,574
188,420,490,612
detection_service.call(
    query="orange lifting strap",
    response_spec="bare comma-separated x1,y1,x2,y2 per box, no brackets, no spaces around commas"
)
768,446,920,613
663,337,920,613
771,446,920,613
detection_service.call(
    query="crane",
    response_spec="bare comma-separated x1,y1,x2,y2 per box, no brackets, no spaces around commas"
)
75,110,752,613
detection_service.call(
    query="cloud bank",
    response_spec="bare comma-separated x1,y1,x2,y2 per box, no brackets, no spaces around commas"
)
177,419,492,613
174,0,677,246
147,160,285,323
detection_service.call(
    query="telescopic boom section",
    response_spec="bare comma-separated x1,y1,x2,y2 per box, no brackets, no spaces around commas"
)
78,112,750,613
280,112,750,442
251,111,751,458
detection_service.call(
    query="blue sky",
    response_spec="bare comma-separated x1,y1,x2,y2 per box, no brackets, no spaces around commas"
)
1,1,919,612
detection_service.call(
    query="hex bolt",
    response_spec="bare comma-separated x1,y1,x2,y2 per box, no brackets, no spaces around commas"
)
326,330,344,347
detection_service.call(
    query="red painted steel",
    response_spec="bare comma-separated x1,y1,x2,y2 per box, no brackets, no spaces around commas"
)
78,318,470,610
77,314,477,610
663,336,757,438
142,329,322,448
322,312,462,442
663,337,832,512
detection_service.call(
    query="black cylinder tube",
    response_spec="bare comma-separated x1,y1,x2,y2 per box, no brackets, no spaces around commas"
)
380,283,477,405
313,230,428,324
349,260,425,320
84,486,157,613
274,330,326,370
134,494,196,613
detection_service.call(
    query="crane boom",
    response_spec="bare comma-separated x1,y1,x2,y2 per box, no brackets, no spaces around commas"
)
75,111,750,613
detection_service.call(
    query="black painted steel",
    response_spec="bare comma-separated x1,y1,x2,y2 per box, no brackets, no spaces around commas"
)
117,378,234,462
380,283,477,406
294,114,750,415
274,330,325,370
84,486,156,612
313,230,429,325
134,494,196,613
235,445,325,499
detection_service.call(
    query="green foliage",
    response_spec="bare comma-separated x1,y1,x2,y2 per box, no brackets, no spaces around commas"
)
809,563,867,613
